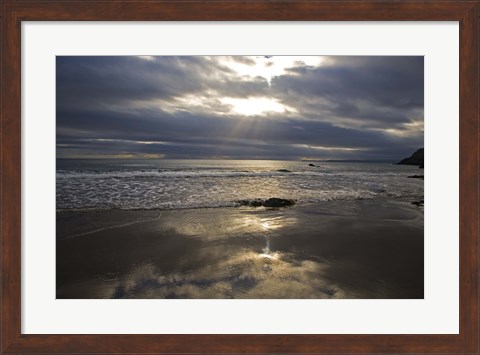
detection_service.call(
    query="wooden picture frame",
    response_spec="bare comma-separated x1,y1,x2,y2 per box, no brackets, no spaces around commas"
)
1,1,478,353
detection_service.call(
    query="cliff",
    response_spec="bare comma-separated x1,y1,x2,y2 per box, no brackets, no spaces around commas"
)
397,148,424,166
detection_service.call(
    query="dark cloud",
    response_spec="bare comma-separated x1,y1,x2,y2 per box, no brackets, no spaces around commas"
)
56,56,423,160
56,56,213,110
272,56,423,128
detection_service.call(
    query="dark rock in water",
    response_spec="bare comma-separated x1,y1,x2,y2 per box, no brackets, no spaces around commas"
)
412,200,424,207
243,199,264,207
398,148,424,166
308,163,315,167
249,200,263,207
236,198,295,208
236,199,264,207
407,175,424,179
277,169,292,173
263,198,295,207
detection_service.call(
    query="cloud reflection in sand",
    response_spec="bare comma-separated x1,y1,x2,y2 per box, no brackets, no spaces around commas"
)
57,200,424,299
103,248,344,299
84,210,346,299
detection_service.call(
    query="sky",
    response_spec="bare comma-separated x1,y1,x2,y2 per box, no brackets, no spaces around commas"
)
56,56,424,161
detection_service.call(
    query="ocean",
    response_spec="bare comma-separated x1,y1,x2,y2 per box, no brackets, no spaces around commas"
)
57,158,424,299
56,159,424,210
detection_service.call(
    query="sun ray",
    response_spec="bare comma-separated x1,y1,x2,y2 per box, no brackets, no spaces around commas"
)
221,97,295,116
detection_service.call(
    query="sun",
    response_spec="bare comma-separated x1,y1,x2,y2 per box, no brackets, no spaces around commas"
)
221,97,293,116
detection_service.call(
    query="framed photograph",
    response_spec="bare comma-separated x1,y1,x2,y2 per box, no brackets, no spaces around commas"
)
1,1,478,354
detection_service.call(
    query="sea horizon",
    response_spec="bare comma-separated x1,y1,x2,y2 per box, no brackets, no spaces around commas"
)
56,158,423,212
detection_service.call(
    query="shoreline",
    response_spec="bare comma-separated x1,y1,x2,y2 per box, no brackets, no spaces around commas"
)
57,195,423,238
57,198,423,299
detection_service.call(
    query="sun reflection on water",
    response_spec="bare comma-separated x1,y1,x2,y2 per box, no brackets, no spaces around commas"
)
157,210,297,238
258,251,281,260
238,215,297,260
260,221,271,230
242,215,297,233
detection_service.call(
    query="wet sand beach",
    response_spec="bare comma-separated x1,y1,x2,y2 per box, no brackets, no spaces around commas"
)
57,199,423,299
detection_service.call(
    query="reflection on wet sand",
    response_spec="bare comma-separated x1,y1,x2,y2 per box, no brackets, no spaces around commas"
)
159,210,298,238
57,199,423,299
86,249,342,299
